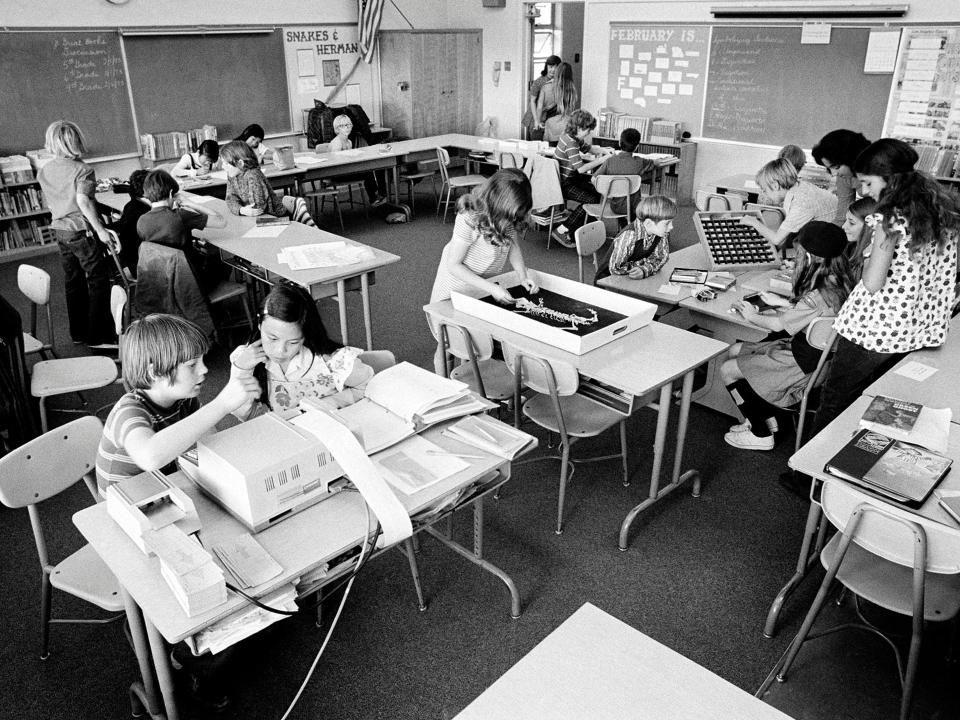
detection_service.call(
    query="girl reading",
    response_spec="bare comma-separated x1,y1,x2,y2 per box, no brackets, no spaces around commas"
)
220,141,317,226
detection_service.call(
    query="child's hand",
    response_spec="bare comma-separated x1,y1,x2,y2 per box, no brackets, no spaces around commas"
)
520,276,539,294
760,291,789,308
230,341,266,374
239,205,263,216
217,374,261,413
627,266,648,279
730,300,757,319
738,215,760,229
491,286,515,304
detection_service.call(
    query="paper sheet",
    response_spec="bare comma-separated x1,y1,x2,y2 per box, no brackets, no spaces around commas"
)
296,156,329,165
212,533,283,589
243,225,287,238
374,435,468,495
292,410,413,547
893,361,938,381
277,242,374,270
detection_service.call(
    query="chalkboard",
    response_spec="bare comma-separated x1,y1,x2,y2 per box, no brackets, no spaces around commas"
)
606,24,710,138
702,26,892,147
0,31,137,157
124,31,291,141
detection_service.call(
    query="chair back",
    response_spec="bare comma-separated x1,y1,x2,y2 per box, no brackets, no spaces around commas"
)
701,192,733,212
745,203,786,231
574,221,607,283
315,142,332,154
110,285,128,338
436,146,452,184
805,315,837,351
359,350,396,374
0,415,103,509
18,263,53,347
438,321,495,363
502,342,579,397
821,481,960,574
793,316,839,452
592,175,641,223
498,152,524,169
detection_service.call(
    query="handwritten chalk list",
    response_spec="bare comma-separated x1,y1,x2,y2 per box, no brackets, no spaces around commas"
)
606,24,709,136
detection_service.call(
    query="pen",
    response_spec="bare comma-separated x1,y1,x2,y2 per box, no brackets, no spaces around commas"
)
426,450,485,460
472,424,498,444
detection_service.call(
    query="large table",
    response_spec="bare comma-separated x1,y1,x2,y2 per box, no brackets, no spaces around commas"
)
423,296,728,549
453,602,794,720
74,420,534,720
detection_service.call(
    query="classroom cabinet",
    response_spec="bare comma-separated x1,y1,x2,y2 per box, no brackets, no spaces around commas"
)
379,30,482,139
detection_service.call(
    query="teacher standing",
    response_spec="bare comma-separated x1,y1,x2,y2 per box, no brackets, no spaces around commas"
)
522,55,561,141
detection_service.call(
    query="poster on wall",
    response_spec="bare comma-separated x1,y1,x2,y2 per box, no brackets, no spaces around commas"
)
605,24,710,138
884,27,960,179
283,24,379,132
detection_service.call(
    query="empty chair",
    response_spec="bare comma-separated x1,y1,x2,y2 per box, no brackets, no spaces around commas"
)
18,264,57,359
436,320,513,406
497,152,524,170
774,481,960,720
582,175,641,226
398,159,440,217
504,343,631,534
436,146,486,223
300,177,346,232
744,202,786,231
313,142,369,217
574,221,608,284
0,416,123,659
698,192,733,212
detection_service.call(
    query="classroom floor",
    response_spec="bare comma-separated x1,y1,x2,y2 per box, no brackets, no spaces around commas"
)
1,189,957,720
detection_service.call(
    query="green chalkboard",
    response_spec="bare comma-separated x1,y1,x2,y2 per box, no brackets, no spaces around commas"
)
702,26,892,147
0,31,138,157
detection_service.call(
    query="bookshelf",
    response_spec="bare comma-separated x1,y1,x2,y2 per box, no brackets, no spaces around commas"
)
592,137,697,205
0,159,55,264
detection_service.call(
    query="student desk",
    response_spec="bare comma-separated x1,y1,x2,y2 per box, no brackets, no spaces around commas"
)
454,602,794,720
74,420,534,720
423,299,728,549
711,173,762,205
763,395,960,639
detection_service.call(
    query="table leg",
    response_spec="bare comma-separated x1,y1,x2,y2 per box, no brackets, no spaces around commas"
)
145,616,180,720
336,280,349,346
361,272,373,350
122,589,166,720
763,500,824,638
391,165,400,205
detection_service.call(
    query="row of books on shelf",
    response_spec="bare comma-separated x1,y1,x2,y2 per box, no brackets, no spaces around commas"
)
909,143,960,179
596,109,683,146
0,186,45,217
0,155,34,184
140,125,218,161
0,219,51,252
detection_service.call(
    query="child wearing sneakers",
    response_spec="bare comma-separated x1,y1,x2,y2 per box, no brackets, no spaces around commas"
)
594,195,676,283
720,221,854,450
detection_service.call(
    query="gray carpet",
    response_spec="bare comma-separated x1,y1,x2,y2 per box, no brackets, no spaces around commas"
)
1,188,957,719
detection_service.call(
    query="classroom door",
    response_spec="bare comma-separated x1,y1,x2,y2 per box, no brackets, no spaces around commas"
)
412,32,444,136
453,32,482,135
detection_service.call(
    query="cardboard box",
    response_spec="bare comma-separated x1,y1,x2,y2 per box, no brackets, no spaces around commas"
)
451,270,656,355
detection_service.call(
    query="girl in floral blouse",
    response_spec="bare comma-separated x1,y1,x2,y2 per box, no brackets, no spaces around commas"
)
811,138,960,438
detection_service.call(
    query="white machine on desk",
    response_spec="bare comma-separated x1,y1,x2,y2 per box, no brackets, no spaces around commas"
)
192,411,346,532
105,471,201,553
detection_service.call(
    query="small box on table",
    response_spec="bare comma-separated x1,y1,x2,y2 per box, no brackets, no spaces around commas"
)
450,270,656,355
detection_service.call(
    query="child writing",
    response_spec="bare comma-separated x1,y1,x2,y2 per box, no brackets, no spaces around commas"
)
594,195,676,283
136,169,227,292
840,195,878,282
220,141,317,226
740,158,837,248
721,221,853,451
810,138,960,438
95,313,261,493
37,120,116,345
171,139,221,178
235,123,274,165
429,168,539,373
593,128,657,220
323,113,387,205
230,283,374,417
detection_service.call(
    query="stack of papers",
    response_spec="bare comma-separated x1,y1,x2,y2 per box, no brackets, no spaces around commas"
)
442,415,535,460
212,533,283,589
373,435,469,495
277,242,375,270
188,585,299,655
146,525,227,617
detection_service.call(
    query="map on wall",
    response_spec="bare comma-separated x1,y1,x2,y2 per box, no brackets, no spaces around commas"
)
605,24,710,137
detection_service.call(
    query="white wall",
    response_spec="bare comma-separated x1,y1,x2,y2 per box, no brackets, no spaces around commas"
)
582,0,960,193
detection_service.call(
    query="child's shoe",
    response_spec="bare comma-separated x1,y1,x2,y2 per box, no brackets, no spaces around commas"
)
723,428,774,451
552,224,576,248
728,417,779,434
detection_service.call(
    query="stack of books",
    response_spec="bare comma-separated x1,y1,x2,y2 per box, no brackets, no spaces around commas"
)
649,120,683,145
0,155,34,184
140,125,218,161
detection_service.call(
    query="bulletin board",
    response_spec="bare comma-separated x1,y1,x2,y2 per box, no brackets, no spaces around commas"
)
283,24,379,133
605,24,710,137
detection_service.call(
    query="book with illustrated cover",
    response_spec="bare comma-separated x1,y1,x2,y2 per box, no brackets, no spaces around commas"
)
824,429,952,504
859,395,952,452
441,414,536,460
256,215,291,226
669,267,708,284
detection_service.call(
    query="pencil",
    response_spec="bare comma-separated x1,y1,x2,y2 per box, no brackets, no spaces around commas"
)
425,450,485,460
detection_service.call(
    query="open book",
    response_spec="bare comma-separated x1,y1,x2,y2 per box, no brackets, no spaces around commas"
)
309,362,490,454
441,414,536,460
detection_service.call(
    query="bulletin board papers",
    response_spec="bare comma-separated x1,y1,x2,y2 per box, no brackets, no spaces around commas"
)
278,242,374,270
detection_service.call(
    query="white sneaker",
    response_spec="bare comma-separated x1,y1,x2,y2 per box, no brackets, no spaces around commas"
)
728,418,778,434
724,428,774,451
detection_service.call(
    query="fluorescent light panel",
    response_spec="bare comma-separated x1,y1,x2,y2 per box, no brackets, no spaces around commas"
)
710,4,908,18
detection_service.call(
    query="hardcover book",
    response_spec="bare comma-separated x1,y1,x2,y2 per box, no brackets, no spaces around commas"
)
859,395,952,451
824,429,952,505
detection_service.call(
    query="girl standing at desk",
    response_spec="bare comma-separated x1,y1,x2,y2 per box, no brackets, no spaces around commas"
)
220,141,317,226
429,169,539,374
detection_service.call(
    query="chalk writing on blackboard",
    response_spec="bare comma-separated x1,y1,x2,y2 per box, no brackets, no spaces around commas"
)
55,34,127,94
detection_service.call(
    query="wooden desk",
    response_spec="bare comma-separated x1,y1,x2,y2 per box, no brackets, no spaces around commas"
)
763,395,960,638
423,296,728,549
75,420,533,720
454,602,794,720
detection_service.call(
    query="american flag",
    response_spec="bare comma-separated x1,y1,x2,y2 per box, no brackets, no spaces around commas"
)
358,0,385,63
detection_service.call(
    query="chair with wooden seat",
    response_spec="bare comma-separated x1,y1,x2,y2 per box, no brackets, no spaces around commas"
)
18,263,57,359
398,159,440,217
773,480,960,720
582,175,641,227
207,277,256,334
435,320,514,408
744,202,786,232
437,146,486,223
0,416,124,659
301,176,346,232
497,152,525,170
574,221,608,284
503,342,631,535
311,142,369,221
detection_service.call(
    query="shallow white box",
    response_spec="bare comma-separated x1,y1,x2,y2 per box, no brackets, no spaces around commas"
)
451,270,656,355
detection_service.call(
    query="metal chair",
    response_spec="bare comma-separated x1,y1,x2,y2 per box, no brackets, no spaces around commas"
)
789,316,840,454
436,146,485,223
497,152,525,169
436,320,513,407
695,191,733,211
582,175,641,226
301,177,346,232
574,221,608,284
773,481,960,720
398,159,440,217
503,342,631,535
744,202,786,231
17,263,57,359
312,142,369,219
0,416,123,659
527,157,569,248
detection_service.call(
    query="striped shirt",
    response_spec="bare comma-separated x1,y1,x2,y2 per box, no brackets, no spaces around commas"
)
555,133,587,180
95,391,199,493
780,181,838,235
430,212,513,302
